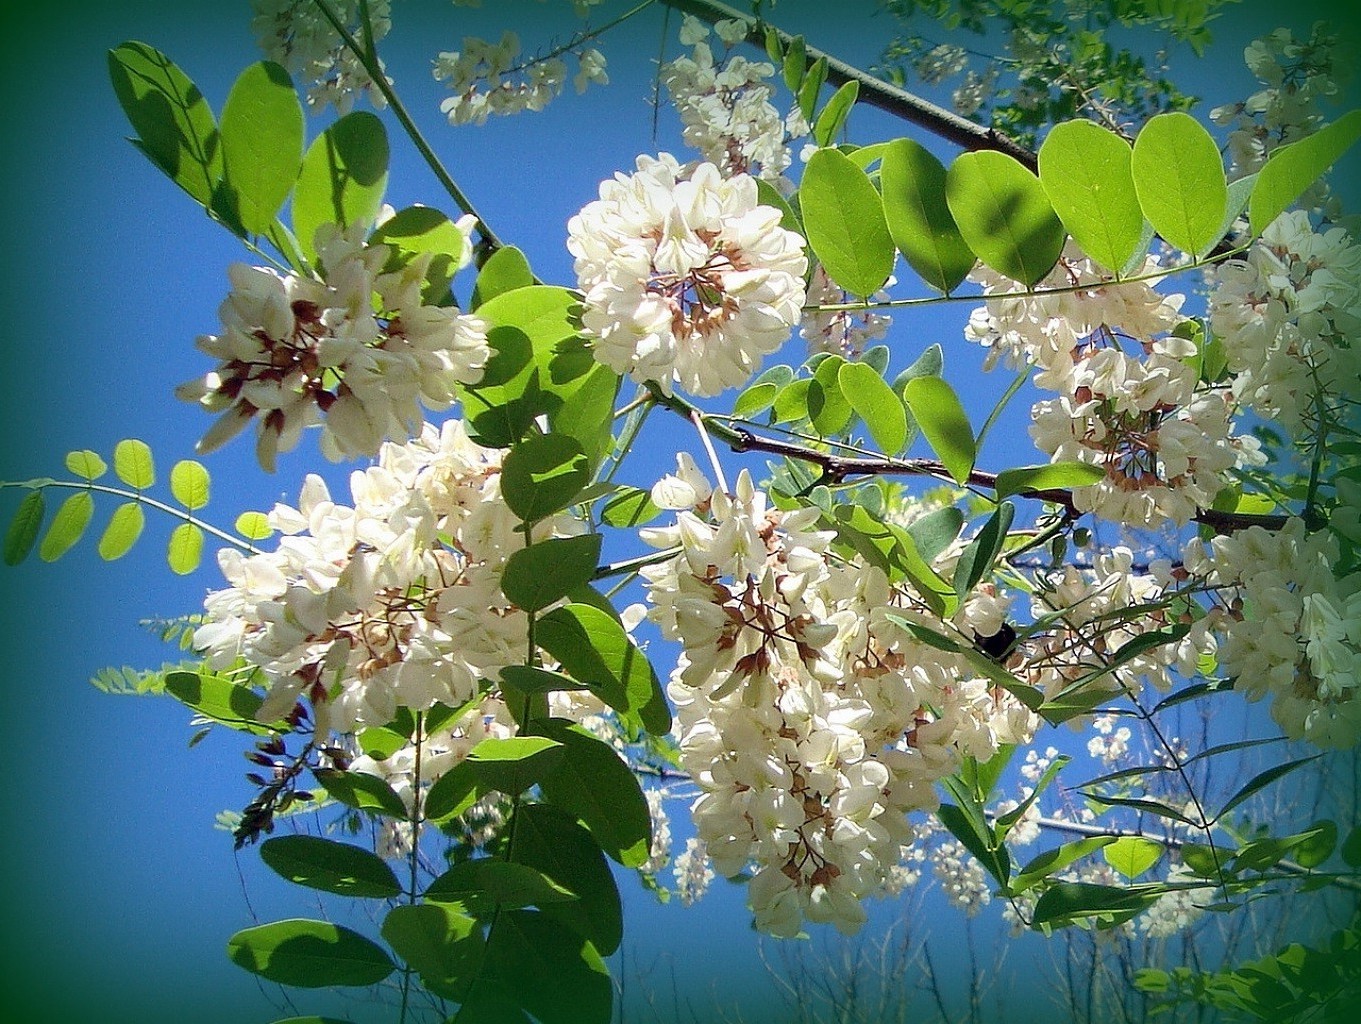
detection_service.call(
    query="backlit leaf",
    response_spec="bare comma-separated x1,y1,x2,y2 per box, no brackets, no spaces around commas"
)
801,148,895,297
227,919,394,988
1131,112,1227,256
880,138,974,292
946,150,1065,286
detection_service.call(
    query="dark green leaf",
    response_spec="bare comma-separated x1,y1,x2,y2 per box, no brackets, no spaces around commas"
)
879,138,975,292
1012,837,1117,893
904,505,963,564
1030,882,1159,928
380,904,481,1000
293,111,389,261
500,434,590,523
1131,112,1227,257
797,56,828,123
801,148,895,297
218,62,303,235
953,501,1014,596
1293,820,1337,870
313,768,409,819
484,910,612,1024
945,150,1065,286
3,490,45,566
227,919,394,988
1250,110,1361,237
511,803,622,954
1215,756,1321,820
464,735,565,796
425,859,577,915
260,835,402,899
502,534,602,612
1340,825,1361,868
937,801,1009,887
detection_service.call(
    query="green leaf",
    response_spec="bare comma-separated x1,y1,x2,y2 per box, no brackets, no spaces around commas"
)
371,205,468,303
1293,820,1337,870
1341,825,1361,868
501,534,602,613
1250,110,1361,236
1038,120,1144,274
782,35,806,93
4,490,46,566
218,61,303,236
902,376,974,484
1030,882,1159,928
1102,837,1163,880
235,510,274,541
937,801,1009,887
465,736,566,795
535,603,670,735
809,355,853,435
227,919,394,988
945,150,1065,287
39,491,94,562
1215,755,1321,820
380,903,483,1001
549,363,619,470
113,438,155,488
797,56,828,123
754,179,803,238
599,487,660,529
499,666,587,694
532,719,651,867
500,434,590,524
771,377,815,425
260,835,402,899
166,522,204,575
425,859,577,915
953,501,1014,595
65,450,108,481
1131,111,1228,257
169,459,210,509
813,80,859,147
879,138,975,293
834,510,957,617
163,670,280,734
994,461,1104,500
483,910,612,1024
839,361,907,453
98,502,145,561
904,505,963,564
472,245,534,308
800,148,895,297
1180,842,1232,879
313,768,409,819
293,111,389,261
108,42,224,212
1012,837,1117,894
510,803,622,955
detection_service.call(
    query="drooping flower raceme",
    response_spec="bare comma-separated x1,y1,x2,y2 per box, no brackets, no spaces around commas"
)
194,420,574,735
639,461,1036,936
252,0,391,114
177,223,488,471
568,153,807,397
433,30,607,126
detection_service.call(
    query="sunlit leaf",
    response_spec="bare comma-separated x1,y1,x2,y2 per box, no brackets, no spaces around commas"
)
801,148,895,297
113,438,155,489
97,502,145,561
1131,111,1227,256
39,491,94,562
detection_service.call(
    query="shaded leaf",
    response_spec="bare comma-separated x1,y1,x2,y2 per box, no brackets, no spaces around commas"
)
511,803,622,955
1250,110,1361,236
313,768,409,819
500,434,590,524
946,150,1065,286
502,534,602,613
3,490,46,566
260,835,402,899
293,111,389,261
227,919,394,988
425,859,577,915
902,376,974,484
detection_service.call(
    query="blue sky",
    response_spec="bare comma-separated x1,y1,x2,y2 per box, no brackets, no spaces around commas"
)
0,1,1353,1022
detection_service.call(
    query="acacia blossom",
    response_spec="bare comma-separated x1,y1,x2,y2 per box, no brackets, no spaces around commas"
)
568,153,807,397
178,222,488,471
433,30,607,125
252,0,391,113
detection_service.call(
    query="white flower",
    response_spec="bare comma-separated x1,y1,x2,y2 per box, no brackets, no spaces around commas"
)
568,154,807,396
252,0,391,114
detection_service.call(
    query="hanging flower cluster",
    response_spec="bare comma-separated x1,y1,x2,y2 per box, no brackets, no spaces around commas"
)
252,0,391,114
660,15,805,182
194,420,580,735
433,30,607,126
637,460,1037,935
965,241,1264,527
568,153,807,397
800,266,894,359
177,222,489,471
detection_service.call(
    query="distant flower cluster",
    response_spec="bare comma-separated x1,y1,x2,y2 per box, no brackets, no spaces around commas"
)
252,0,392,113
433,30,607,126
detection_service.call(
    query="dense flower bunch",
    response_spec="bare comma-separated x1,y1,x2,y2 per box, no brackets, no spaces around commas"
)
252,0,391,113
638,460,1037,935
194,420,572,735
1210,210,1361,437
1187,519,1361,747
177,223,488,471
965,242,1263,526
800,266,893,358
567,153,807,397
660,16,804,182
433,30,607,126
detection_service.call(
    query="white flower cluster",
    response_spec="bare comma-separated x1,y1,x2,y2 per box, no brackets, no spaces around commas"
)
914,44,969,85
641,788,674,875
661,16,804,182
194,420,578,735
1187,519,1361,747
965,242,1262,527
568,153,807,397
1210,210,1361,438
952,67,998,118
1139,865,1210,939
252,0,391,114
800,266,893,359
178,223,488,471
1211,23,1350,184
433,31,606,125
673,836,715,906
639,460,1036,936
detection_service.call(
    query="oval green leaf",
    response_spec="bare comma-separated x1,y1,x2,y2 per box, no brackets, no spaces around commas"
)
501,434,590,524
293,111,389,261
472,244,534,308
1038,119,1144,274
219,61,303,236
902,376,975,484
839,360,907,454
801,147,895,297
235,510,274,541
1250,110,1361,237
260,835,402,899
167,522,204,575
425,859,577,915
113,438,155,489
813,80,859,147
98,502,145,561
313,768,409,819
512,803,622,955
1102,836,1163,880
502,534,603,613
372,205,468,304
946,150,1066,287
4,490,46,566
65,450,107,481
1131,111,1228,257
880,138,975,293
39,491,94,562
227,919,395,988
170,459,210,509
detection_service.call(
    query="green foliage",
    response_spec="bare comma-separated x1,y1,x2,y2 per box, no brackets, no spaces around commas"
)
1250,109,1361,236
994,461,1105,499
1038,119,1144,274
227,919,395,988
953,500,1014,595
800,148,896,296
1102,836,1163,880
163,670,281,735
380,903,481,1001
167,523,204,575
946,150,1066,286
902,376,975,484
813,81,860,146
65,450,108,481
879,138,975,293
424,859,577,916
293,111,390,261
39,492,94,562
169,459,210,510
218,62,303,235
370,205,468,304
839,361,908,453
97,502,145,561
313,769,409,819
3,490,45,566
1131,111,1227,256
500,434,591,524
501,534,602,612
259,835,403,899
113,439,155,488
472,244,535,308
